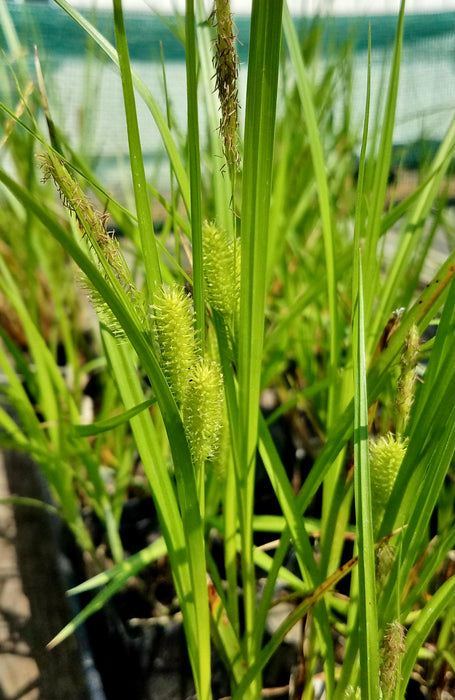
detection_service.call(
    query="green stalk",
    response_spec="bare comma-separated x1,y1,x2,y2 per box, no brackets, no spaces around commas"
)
352,254,380,700
112,0,161,300
185,0,205,347
195,0,233,232
212,311,241,636
237,2,282,695
363,0,405,327
335,33,374,698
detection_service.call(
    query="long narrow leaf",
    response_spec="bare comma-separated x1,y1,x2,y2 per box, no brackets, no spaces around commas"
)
398,576,455,697
363,0,405,322
236,3,283,694
185,0,204,346
73,398,155,437
48,537,168,649
112,0,161,298
352,254,380,699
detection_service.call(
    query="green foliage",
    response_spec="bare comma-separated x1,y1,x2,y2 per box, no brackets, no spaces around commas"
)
0,0,454,698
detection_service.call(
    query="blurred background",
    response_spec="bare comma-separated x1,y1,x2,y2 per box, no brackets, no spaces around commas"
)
1,0,454,194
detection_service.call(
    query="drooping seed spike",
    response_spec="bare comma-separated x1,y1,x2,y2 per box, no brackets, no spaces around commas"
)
396,324,420,434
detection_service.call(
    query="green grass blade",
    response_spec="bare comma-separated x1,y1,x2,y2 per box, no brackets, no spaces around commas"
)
112,0,161,299
238,0,283,470
400,524,455,619
100,331,208,694
398,576,455,697
237,3,283,693
353,24,371,255
185,0,204,346
73,398,155,437
67,537,167,595
363,0,405,322
207,577,245,686
258,415,336,695
379,164,444,237
48,537,168,649
352,254,380,700
0,495,60,517
232,551,359,700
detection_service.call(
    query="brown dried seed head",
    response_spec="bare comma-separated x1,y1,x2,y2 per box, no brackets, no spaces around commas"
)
211,0,240,169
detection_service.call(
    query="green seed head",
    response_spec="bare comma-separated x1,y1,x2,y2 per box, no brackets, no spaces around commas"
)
152,285,199,405
370,432,408,523
183,358,224,463
40,151,144,335
202,220,240,317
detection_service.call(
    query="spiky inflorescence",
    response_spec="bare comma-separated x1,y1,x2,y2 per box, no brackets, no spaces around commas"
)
183,359,224,463
370,432,408,526
376,542,397,590
152,285,199,406
396,324,420,434
380,621,406,699
202,220,240,317
40,152,144,335
211,0,240,170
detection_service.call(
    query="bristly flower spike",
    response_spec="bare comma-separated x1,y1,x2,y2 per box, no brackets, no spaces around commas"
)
183,358,224,464
40,151,145,335
370,432,408,530
395,324,420,434
380,620,406,699
202,220,240,318
152,285,199,406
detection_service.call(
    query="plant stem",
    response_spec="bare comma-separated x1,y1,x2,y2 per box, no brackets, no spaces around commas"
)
112,0,161,300
186,0,205,348
237,1,283,694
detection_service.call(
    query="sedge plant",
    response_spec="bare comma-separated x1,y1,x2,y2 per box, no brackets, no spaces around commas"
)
0,1,454,698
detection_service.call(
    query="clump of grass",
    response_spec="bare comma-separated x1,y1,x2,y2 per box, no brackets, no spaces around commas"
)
0,1,454,698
